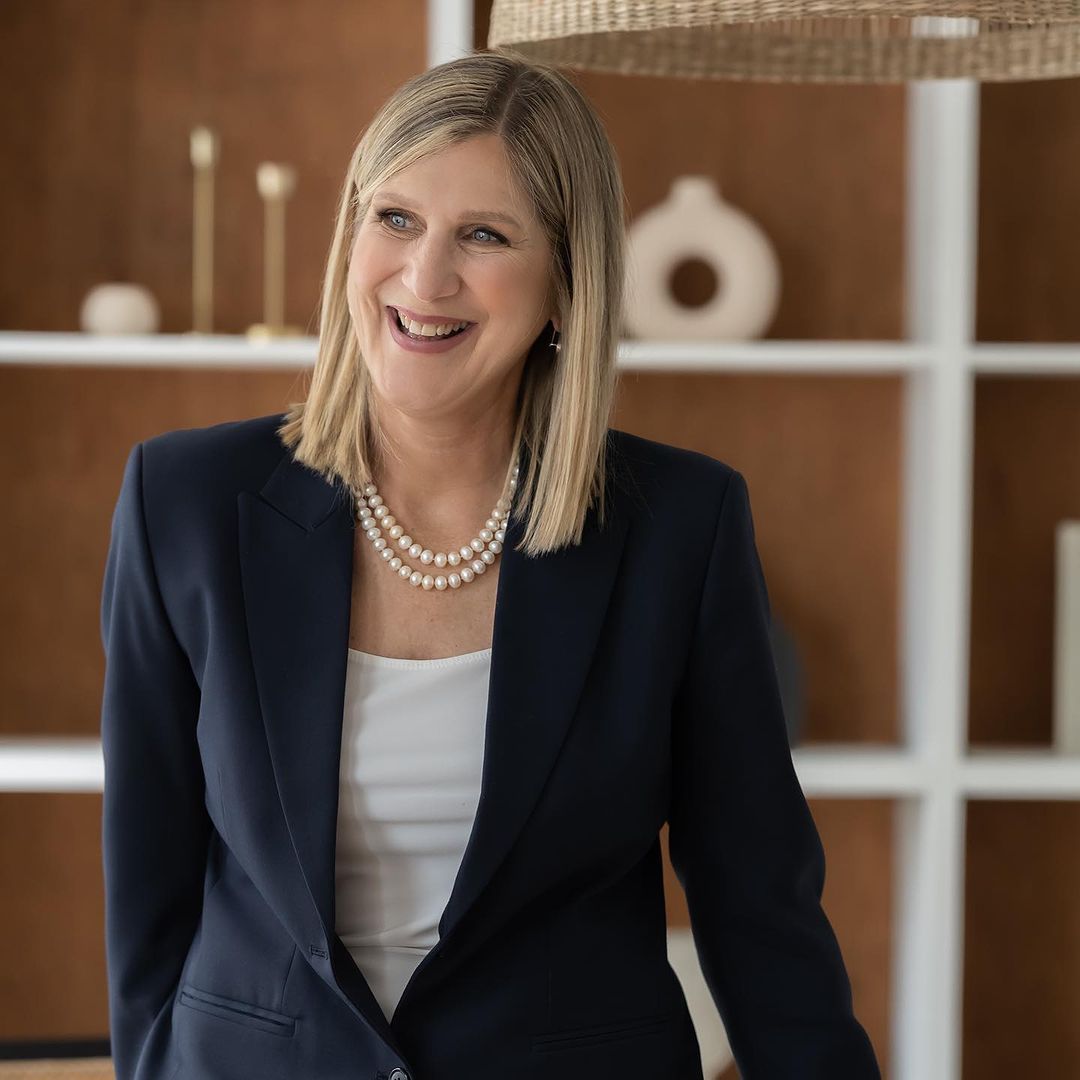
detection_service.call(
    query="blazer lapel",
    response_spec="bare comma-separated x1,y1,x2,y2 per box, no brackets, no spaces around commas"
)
238,439,630,1027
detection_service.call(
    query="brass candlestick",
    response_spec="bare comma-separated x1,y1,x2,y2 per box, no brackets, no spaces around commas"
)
189,126,219,334
247,162,303,340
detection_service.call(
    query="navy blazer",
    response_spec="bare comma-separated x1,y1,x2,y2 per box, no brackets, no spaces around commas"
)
99,411,880,1080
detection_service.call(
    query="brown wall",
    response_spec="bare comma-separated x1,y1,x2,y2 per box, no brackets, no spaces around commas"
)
961,74,1080,1080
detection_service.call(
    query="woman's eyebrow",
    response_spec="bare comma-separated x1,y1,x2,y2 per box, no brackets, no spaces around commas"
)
375,191,522,230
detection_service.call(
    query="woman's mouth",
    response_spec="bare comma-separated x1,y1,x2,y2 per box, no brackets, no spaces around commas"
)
386,307,478,354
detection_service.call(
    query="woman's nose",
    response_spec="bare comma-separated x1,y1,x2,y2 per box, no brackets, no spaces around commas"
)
401,237,461,302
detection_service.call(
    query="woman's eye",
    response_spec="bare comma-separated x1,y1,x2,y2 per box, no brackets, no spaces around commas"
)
377,209,410,230
375,209,505,245
469,226,506,245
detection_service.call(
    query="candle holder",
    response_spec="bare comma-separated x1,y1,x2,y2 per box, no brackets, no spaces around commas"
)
188,125,219,334
247,161,304,340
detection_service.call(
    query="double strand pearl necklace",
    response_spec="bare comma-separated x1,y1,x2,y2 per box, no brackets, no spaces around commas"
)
352,460,519,592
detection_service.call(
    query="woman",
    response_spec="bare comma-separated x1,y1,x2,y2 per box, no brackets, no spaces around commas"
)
100,51,880,1080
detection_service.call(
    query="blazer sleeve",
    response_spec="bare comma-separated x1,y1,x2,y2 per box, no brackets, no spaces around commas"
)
99,441,212,1080
667,467,881,1079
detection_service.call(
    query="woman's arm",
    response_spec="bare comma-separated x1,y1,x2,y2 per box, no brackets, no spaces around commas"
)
667,467,881,1079
99,441,211,1079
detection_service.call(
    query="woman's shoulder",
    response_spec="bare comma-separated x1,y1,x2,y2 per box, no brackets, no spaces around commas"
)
126,412,291,539
140,410,287,466
137,411,289,491
606,427,737,504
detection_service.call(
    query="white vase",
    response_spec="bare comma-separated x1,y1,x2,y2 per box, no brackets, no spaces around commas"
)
80,282,161,335
624,176,780,341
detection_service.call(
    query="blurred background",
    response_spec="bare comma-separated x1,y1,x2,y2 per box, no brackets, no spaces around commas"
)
2,2,1080,1078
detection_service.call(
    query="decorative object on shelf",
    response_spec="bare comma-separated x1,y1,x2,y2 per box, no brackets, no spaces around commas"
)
489,0,1080,83
623,176,779,341
665,926,734,1075
78,283,160,335
247,162,303,340
189,125,219,335
1053,520,1080,755
770,615,806,746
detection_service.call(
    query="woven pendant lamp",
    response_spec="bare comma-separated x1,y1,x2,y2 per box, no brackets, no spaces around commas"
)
487,1,1080,82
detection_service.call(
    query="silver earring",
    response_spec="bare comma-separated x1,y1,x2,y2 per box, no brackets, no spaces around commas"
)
549,328,561,355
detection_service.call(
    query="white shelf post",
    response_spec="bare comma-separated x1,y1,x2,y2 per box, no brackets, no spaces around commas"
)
895,78,981,1080
427,0,473,68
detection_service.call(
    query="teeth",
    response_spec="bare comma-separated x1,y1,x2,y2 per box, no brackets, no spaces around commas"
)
396,309,470,337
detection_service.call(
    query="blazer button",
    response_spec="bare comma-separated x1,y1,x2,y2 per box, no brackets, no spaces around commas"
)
388,1070,409,1080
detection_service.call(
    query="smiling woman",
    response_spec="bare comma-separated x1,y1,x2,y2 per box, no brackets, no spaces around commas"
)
100,48,880,1080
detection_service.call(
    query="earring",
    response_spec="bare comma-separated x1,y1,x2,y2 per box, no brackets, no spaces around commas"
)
549,327,561,355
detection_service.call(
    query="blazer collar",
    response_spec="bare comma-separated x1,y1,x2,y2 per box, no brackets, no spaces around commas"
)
237,434,630,1036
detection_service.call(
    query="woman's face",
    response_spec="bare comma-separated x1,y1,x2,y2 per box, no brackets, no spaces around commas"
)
347,133,557,420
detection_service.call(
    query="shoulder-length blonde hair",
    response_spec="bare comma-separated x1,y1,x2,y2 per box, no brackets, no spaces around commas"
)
277,50,628,557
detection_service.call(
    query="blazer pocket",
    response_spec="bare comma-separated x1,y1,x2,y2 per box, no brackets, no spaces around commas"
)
531,1011,674,1053
177,982,297,1037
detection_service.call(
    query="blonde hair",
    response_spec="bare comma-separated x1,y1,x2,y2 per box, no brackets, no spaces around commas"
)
277,50,628,556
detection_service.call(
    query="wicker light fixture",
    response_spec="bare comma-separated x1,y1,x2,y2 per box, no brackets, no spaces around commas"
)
487,1,1080,82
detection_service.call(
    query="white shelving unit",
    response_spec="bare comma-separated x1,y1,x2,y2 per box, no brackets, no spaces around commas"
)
2,3,1079,1077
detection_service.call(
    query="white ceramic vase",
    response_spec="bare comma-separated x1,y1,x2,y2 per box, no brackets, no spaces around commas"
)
80,282,161,335
624,176,780,341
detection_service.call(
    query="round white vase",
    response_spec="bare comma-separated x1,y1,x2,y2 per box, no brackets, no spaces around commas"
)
80,282,161,335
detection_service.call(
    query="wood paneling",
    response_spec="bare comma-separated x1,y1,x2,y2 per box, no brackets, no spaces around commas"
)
0,793,106,1040
968,375,1080,746
967,77,1080,1079
477,5,906,343
0,366,308,737
964,801,1080,1079
978,79,1080,343
615,373,902,745
0,0,422,333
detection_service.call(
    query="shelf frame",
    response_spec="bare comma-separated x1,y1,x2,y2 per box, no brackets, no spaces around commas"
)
2,330,1078,374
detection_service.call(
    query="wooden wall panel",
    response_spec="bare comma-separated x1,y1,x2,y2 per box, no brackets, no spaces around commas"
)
0,794,106,1041
615,373,902,745
580,71,905,342
964,801,1080,1079
0,366,308,737
968,78,1080,1079
968,375,1080,746
476,1,907,343
978,79,1080,343
0,0,423,333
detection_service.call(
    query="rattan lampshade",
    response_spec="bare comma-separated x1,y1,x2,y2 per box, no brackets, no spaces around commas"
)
487,1,1080,82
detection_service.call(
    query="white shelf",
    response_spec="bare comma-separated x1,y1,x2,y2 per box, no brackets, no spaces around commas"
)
0,737,103,792
794,745,928,797
961,748,1080,798
969,342,1080,374
0,330,319,367
10,740,1078,800
0,329,927,372
2,330,1079,374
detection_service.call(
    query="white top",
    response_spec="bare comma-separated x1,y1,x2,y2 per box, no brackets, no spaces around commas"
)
334,646,491,1023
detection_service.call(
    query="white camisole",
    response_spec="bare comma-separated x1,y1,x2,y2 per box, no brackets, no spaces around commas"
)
334,646,491,1023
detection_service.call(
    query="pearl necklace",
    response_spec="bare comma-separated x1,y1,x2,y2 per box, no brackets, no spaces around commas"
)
352,461,520,592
